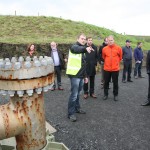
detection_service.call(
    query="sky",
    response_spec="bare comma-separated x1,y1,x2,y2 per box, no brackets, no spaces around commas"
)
0,0,150,36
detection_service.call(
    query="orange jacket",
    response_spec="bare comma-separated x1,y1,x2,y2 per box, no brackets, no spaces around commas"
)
102,44,122,71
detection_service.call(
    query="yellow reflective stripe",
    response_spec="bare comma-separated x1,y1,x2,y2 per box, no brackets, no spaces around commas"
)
66,50,82,75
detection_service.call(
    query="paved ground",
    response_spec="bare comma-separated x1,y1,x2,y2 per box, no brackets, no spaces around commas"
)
1,68,150,150
43,68,150,150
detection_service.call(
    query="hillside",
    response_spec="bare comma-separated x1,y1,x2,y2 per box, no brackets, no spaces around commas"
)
0,15,150,50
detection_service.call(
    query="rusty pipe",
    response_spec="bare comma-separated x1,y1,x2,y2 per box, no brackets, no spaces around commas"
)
0,56,54,150
0,92,47,150
0,102,26,140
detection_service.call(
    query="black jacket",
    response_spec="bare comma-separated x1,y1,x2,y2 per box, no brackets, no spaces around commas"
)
146,50,150,74
98,42,107,63
85,44,98,76
68,42,87,78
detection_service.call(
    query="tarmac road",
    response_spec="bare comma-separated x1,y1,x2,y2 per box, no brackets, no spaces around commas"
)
44,68,150,150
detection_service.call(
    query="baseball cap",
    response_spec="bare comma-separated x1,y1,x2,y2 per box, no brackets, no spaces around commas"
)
126,39,131,43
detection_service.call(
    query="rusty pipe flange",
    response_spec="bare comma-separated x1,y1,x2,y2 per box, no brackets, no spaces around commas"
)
0,56,55,97
0,73,54,97
0,56,54,80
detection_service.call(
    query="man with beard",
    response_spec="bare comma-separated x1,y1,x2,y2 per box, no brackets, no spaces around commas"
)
83,37,98,99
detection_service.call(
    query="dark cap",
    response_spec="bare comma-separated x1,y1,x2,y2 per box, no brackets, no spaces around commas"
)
126,39,131,43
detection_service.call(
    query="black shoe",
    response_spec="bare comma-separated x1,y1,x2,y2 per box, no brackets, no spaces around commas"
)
68,115,77,122
90,94,97,98
122,80,126,83
114,96,118,101
103,95,108,100
127,80,133,82
58,86,64,90
51,88,55,91
139,76,145,78
141,101,150,106
76,109,86,114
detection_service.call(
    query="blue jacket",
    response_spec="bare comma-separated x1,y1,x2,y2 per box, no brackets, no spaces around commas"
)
134,47,143,61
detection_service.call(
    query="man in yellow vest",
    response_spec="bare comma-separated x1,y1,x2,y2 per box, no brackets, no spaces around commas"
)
66,34,94,122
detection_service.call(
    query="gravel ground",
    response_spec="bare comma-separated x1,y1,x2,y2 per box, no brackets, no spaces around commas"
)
44,68,150,150
0,68,150,150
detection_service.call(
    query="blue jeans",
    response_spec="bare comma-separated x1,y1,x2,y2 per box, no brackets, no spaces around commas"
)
68,77,83,117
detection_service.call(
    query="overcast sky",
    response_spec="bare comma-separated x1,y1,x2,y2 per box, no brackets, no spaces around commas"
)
0,0,150,36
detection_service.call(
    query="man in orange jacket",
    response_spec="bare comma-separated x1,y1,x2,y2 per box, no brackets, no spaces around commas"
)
102,35,122,101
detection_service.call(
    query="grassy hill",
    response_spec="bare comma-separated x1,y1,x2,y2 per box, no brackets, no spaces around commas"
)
0,15,150,50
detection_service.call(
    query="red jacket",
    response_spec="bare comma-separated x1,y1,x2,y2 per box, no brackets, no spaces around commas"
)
102,44,122,71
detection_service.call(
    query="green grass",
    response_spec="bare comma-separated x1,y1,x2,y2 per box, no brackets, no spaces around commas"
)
0,15,150,50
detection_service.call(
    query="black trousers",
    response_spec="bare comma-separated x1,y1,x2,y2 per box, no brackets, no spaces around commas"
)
122,60,132,81
104,71,119,96
84,76,95,95
148,74,150,101
53,66,62,88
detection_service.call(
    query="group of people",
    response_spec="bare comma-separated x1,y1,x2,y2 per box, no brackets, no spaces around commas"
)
25,34,150,122
66,34,149,122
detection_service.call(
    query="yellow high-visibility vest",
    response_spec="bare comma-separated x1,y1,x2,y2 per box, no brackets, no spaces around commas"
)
66,50,82,75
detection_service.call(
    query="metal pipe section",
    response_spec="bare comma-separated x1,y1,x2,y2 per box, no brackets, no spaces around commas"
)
0,56,54,150
0,102,26,140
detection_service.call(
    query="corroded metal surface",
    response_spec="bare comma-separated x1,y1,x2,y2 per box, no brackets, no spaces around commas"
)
0,56,55,150
0,73,54,91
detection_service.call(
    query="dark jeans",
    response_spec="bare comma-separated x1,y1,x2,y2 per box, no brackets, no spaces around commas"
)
53,66,62,88
104,71,119,96
122,60,132,81
68,78,83,117
84,76,95,95
134,62,142,77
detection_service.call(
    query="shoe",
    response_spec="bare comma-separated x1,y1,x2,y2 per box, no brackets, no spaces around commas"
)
68,115,77,122
122,80,126,83
90,94,97,98
114,96,118,101
76,109,86,114
51,88,55,91
134,76,138,79
127,80,133,82
103,95,108,100
83,94,88,99
141,101,150,106
139,76,145,78
58,86,64,90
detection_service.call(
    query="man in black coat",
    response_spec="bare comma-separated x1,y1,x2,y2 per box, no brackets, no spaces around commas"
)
83,37,98,99
141,50,150,106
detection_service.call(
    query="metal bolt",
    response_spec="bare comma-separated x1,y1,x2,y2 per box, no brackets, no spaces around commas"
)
11,57,17,63
24,61,32,69
35,88,42,94
26,56,31,62
5,62,12,69
26,89,33,96
8,90,15,97
18,56,24,62
33,60,41,67
14,62,21,70
17,90,24,97
41,59,47,66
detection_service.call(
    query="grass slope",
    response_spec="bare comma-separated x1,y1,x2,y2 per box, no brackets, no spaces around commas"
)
0,15,150,50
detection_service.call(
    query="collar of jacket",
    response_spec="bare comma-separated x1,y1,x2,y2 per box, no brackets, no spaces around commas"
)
108,44,116,48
